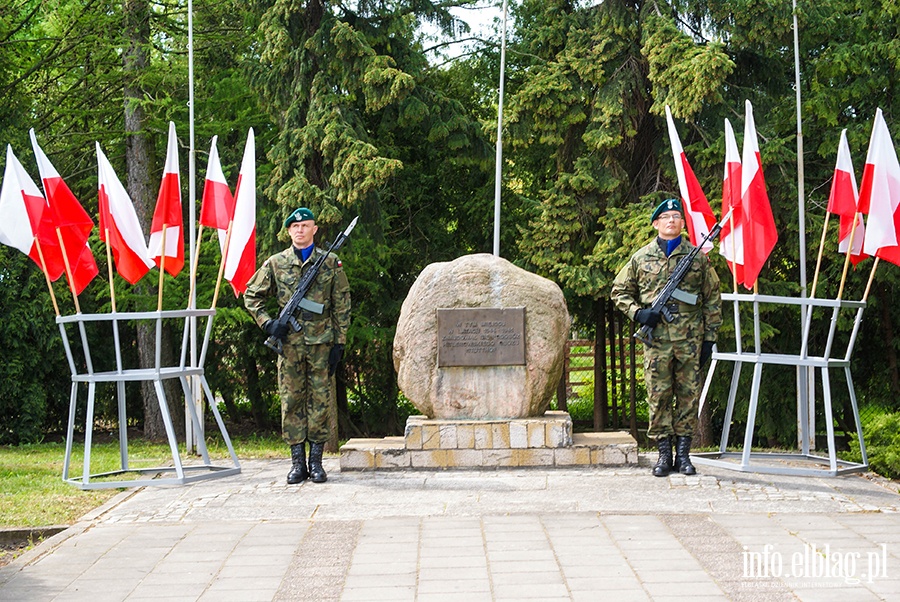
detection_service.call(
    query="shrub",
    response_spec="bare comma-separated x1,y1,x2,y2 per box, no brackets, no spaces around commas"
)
845,409,900,480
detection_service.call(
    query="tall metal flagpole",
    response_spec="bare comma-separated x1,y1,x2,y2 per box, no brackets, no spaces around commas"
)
186,0,200,452
493,0,508,257
794,0,806,292
793,0,813,449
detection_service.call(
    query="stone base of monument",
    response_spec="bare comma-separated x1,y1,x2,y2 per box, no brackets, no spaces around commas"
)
339,411,638,471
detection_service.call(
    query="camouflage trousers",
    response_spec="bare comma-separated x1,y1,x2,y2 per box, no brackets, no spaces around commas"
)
278,342,331,445
643,336,703,440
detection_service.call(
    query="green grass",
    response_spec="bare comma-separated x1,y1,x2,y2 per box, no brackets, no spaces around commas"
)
0,434,286,528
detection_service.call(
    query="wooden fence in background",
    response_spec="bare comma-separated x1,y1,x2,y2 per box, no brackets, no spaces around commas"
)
556,299,642,441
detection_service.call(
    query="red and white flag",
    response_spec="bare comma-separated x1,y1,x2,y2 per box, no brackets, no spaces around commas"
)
223,128,256,296
149,121,184,276
827,130,867,265
739,100,778,289
859,108,900,266
665,106,717,252
199,136,234,232
0,145,63,278
30,129,98,295
96,143,155,284
719,118,745,285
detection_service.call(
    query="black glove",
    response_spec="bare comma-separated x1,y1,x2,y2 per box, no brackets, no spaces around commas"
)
699,341,715,367
264,319,289,339
634,308,661,328
328,344,344,376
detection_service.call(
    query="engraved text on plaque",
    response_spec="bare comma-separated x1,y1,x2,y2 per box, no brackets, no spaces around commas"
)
437,307,526,367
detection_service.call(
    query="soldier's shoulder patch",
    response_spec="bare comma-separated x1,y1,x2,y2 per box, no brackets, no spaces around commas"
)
336,259,342,268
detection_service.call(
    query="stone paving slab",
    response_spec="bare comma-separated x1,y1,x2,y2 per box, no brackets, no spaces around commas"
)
1,456,899,601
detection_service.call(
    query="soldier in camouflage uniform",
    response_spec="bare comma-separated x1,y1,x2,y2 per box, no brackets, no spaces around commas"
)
244,207,351,484
611,199,722,477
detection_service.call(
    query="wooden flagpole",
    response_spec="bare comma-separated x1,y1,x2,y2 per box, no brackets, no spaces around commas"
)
55,229,81,314
186,224,204,310
863,257,880,303
800,210,831,358
105,228,117,313
809,212,831,299
729,213,739,294
157,224,168,311
34,239,60,316
210,221,234,310
728,212,742,353
835,214,861,302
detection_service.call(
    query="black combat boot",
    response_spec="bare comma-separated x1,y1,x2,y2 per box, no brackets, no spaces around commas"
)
674,435,696,475
652,437,674,477
308,441,327,483
286,443,309,484
672,435,682,473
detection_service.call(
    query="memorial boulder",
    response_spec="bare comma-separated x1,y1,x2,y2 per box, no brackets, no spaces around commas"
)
393,253,570,419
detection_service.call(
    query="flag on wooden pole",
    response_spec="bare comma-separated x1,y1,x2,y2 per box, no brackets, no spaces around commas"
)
827,130,867,265
0,145,58,272
719,118,745,286
97,143,155,284
149,121,185,277
859,108,900,266
739,100,778,289
30,129,98,295
0,145,62,313
199,136,234,232
223,128,256,296
665,106,716,253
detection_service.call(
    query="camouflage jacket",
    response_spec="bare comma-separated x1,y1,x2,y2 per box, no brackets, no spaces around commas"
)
611,237,722,343
244,246,351,346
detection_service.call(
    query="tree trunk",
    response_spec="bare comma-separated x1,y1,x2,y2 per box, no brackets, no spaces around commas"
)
607,300,617,429
877,285,900,396
326,371,339,453
242,326,268,430
697,375,714,448
123,0,181,440
594,299,607,431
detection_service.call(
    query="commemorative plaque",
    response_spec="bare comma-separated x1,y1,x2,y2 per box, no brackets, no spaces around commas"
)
437,307,526,367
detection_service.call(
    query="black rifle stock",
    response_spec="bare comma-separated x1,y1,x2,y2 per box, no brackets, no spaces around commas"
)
264,216,358,356
634,209,732,347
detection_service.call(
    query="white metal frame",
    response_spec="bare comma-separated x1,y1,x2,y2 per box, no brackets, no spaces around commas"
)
58,309,240,489
694,293,868,477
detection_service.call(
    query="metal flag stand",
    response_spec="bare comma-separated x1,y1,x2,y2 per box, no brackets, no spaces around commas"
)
58,308,240,489
693,292,868,477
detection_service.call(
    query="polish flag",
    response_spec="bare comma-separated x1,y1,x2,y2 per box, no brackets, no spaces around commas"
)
859,108,900,266
0,145,64,279
719,119,745,285
665,106,717,252
149,121,184,276
30,130,99,295
96,143,155,284
199,136,234,232
739,100,778,289
222,128,256,296
827,130,867,266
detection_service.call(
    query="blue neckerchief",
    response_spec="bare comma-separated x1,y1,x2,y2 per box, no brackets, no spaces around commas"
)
657,235,682,257
293,244,315,263
666,236,682,257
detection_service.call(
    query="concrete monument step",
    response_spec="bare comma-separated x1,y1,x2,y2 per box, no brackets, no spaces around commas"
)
340,411,638,470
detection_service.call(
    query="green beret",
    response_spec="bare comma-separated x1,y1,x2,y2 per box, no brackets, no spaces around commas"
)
651,198,683,222
283,207,315,228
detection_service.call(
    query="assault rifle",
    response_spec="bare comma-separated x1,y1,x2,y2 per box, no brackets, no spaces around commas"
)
634,208,733,347
264,216,358,356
